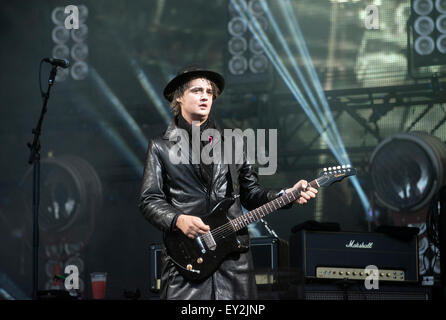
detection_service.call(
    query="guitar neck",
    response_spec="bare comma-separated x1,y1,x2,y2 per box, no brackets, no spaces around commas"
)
228,179,319,232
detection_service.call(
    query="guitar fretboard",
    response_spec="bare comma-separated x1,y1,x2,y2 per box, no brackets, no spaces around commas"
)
209,179,319,241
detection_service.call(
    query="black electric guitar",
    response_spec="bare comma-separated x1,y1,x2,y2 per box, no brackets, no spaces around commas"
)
164,165,356,281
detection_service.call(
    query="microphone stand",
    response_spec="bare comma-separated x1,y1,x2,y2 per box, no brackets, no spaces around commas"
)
27,64,58,300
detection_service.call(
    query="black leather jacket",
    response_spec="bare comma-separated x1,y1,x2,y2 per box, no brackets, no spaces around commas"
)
139,118,281,299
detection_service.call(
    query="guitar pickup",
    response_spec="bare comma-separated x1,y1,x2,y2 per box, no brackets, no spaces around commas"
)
200,232,216,251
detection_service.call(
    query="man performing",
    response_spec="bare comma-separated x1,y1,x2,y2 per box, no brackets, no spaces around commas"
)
139,65,317,300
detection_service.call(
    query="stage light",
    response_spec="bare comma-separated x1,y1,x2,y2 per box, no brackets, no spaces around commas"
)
248,0,264,16
437,0,446,13
249,37,263,54
437,34,446,52
52,26,70,44
70,61,89,80
51,6,89,81
228,55,248,75
370,131,446,212
253,15,268,31
414,16,435,35
437,14,446,32
228,17,247,36
71,43,89,61
228,36,248,55
52,44,70,59
77,4,89,23
226,0,271,88
415,36,436,55
51,7,66,25
413,0,434,15
71,24,88,42
409,0,446,67
249,54,268,73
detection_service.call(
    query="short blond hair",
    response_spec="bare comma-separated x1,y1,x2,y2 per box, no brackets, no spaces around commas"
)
169,76,221,116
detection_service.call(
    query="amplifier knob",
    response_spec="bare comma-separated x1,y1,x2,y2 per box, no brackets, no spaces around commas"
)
386,273,391,277
353,272,357,276
339,272,344,275
360,272,364,276
346,272,350,275
380,273,384,277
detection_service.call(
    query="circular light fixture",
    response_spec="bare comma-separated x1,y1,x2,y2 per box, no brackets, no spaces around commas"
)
436,14,446,33
415,36,435,55
52,44,70,59
436,0,446,14
71,24,88,42
52,26,70,44
249,37,263,54
71,43,89,61
414,16,435,35
228,55,248,75
228,17,247,36
254,15,268,31
228,36,248,56
71,61,89,80
249,54,268,73
413,0,434,15
437,34,446,53
249,0,264,16
39,167,80,232
78,4,89,23
370,131,446,212
51,7,66,25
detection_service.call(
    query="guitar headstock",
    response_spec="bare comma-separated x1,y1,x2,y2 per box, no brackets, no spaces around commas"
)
316,165,356,187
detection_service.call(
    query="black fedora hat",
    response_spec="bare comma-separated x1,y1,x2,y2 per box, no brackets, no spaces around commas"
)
163,65,225,102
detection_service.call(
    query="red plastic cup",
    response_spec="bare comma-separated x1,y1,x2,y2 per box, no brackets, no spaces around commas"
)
90,272,107,299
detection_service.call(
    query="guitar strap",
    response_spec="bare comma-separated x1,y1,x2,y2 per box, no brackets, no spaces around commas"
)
228,163,240,201
216,122,240,204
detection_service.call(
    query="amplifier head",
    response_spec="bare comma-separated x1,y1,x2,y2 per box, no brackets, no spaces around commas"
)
289,230,419,282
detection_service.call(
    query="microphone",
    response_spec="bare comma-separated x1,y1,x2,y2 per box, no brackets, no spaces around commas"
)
43,58,70,69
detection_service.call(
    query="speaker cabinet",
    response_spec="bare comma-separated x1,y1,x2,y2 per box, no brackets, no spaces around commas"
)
297,281,430,300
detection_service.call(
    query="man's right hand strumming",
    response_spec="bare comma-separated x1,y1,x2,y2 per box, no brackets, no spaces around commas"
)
176,214,210,239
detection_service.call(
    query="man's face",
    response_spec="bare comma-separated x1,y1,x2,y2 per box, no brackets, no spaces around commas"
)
177,78,214,124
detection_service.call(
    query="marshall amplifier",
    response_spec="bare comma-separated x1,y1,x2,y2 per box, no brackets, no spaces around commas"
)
149,237,288,292
289,229,419,283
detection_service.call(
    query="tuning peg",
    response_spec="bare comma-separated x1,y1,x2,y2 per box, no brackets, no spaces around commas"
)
328,167,332,171
323,167,327,172
341,165,345,169
337,166,341,170
346,164,351,168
